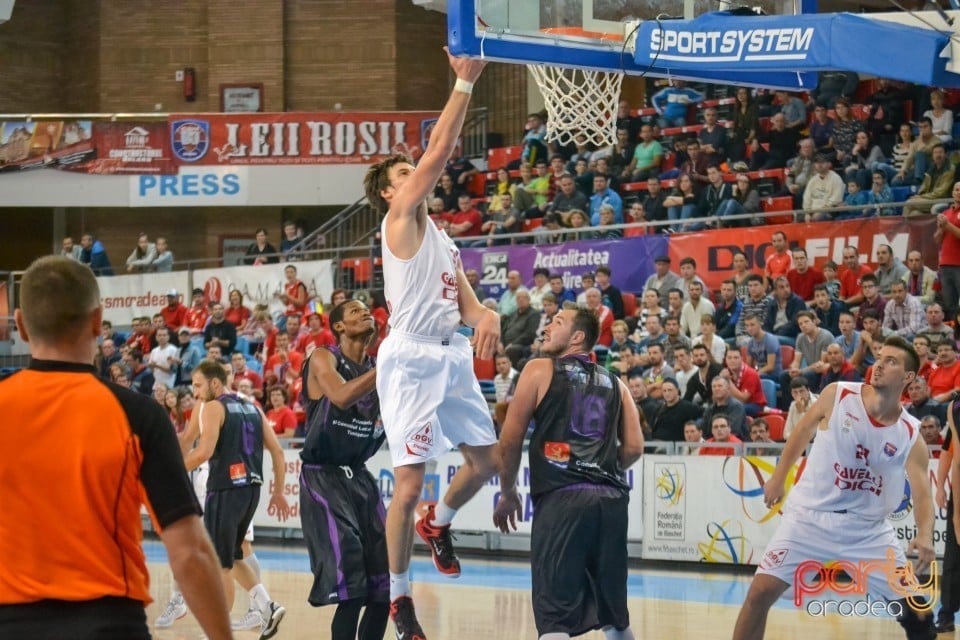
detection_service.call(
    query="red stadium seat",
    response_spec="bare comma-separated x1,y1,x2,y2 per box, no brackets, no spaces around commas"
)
622,292,637,318
780,345,795,369
473,356,496,382
762,196,794,225
764,414,786,442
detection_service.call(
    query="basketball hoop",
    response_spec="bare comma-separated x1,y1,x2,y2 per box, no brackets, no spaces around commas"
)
527,64,624,148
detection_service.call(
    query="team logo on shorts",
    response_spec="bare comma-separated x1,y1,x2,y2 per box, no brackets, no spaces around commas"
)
170,119,210,162
544,441,571,465
761,548,788,569
883,442,898,457
405,422,433,457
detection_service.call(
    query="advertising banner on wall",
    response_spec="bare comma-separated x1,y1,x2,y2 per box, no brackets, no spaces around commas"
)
460,236,669,300
129,166,249,207
71,122,177,175
0,120,96,171
254,448,644,539
192,260,334,318
642,455,949,564
167,112,441,166
96,272,190,325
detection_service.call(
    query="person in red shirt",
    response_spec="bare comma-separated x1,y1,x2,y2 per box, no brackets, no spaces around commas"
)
265,385,298,437
584,287,614,347
913,335,936,383
125,317,152,356
928,341,960,402
184,292,210,336
160,289,188,329
275,264,309,316
764,231,794,286
223,289,251,328
699,415,745,456
295,309,336,356
230,352,263,400
935,181,960,318
785,247,825,305
264,332,304,391
447,193,483,243
839,245,874,307
723,348,766,416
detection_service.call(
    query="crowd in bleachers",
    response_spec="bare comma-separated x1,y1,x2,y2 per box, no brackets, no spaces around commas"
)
430,76,960,241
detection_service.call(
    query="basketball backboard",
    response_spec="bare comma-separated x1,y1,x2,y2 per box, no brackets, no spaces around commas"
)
447,0,813,88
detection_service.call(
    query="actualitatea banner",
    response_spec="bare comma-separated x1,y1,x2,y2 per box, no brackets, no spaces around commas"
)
667,216,938,292
167,112,441,166
193,260,335,318
97,272,190,325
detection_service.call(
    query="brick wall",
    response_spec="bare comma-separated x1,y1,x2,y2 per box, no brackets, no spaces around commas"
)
0,2,65,112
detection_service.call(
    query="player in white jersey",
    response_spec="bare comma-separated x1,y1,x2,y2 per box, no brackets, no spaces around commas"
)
363,49,499,640
733,336,936,640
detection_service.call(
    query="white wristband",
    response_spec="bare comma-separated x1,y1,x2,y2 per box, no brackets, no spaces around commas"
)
454,78,474,94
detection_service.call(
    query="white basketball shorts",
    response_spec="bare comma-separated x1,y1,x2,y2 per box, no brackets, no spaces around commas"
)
377,330,496,467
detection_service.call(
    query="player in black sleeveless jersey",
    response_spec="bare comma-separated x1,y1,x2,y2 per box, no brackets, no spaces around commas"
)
494,307,645,640
187,360,292,640
299,299,389,640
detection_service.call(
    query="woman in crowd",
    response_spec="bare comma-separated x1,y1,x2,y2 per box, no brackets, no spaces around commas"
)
924,88,954,145
164,387,186,433
692,314,728,365
224,289,252,328
663,173,699,233
265,385,298,438
243,228,279,265
729,87,760,164
125,232,157,273
715,173,760,226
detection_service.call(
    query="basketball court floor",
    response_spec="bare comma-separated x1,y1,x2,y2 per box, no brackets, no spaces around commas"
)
145,541,931,639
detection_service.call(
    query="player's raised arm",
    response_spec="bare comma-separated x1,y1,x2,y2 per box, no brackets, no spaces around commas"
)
382,48,486,218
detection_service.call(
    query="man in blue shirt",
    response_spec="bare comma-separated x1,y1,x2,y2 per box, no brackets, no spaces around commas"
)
589,174,623,226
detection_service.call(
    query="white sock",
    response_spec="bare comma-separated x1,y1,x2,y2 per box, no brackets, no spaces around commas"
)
540,633,571,639
603,626,635,640
170,579,181,600
390,572,411,600
432,501,457,527
249,583,271,612
246,553,261,580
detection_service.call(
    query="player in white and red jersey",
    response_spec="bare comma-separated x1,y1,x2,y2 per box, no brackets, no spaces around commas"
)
733,336,936,640
362,49,497,640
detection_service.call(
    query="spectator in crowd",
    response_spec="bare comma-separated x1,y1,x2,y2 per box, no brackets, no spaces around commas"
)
665,288,685,320
565,209,591,241
79,233,113,276
204,344,225,364
765,231,794,284
783,377,818,440
584,287,615,348
808,105,835,154
715,173,760,226
778,90,808,132
731,252,754,302
97,338,122,381
685,342,724,405
736,275,771,344
576,272,596,306
701,376,747,439
834,310,860,361
680,281,715,338
896,118,939,186
230,351,263,400
662,317,692,368
125,232,156,273
464,268,485,302
839,245,874,308
296,307,336,356
929,341,960,402
663,173,700,233
445,153,479,191
174,328,201,386
751,112,799,171
920,415,946,459
641,342,674,400
698,415,744,456
651,80,704,128
203,302,237,354
607,128,635,179
184,290,210,336
763,277,805,344
883,280,925,339
744,314,783,381
265,386,298,437
526,268,551,311
820,342,861,389
722,348,766,416
905,377,946,424
917,302,956,351
616,99,642,142
851,309,890,373
152,236,173,272
595,266,624,319
683,421,704,449
925,88,954,145
493,353,517,405
643,255,683,300
634,289,668,338
643,178,668,233
843,130,885,190
146,326,179,390
936,182,960,317
434,172,462,212
223,289,251,329
244,228,279,265
427,196,451,230
802,153,845,222
729,87,760,163
749,419,775,445
627,373,662,434
448,193,484,244
701,165,734,228
811,285,843,337
679,139,710,186
60,236,82,261
498,271,525,317
624,201,652,237
672,344,697,396
810,71,860,109
865,170,896,217
500,289,540,369
589,173,624,225
784,139,816,208
904,144,955,217
263,332,303,390
693,314,727,366
650,378,703,442
125,317,152,356
780,310,834,399
593,205,623,240
831,98,864,167
159,289,187,330
697,108,726,166
903,249,938,305
714,280,743,344
865,78,907,156
786,247,824,304
912,335,936,383
519,113,549,165
279,219,305,259
855,274,887,330
275,264,309,317
548,273,577,306
550,173,589,225
124,348,154,396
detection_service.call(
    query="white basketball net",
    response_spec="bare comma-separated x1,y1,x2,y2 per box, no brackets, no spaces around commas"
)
527,64,625,148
